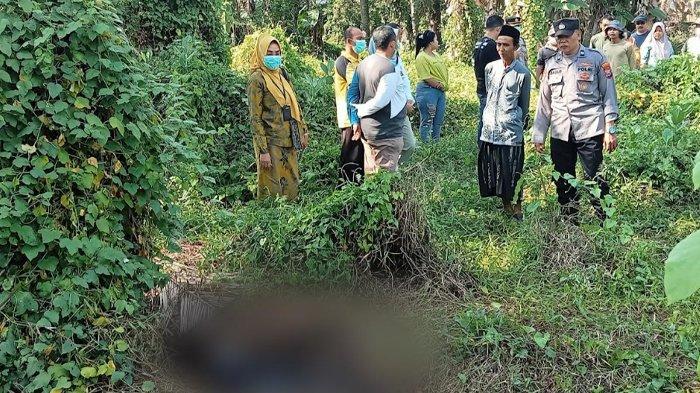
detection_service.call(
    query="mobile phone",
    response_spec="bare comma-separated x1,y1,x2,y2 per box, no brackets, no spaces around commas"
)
282,105,292,121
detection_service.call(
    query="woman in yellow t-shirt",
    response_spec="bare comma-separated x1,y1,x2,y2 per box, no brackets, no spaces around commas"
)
414,30,449,142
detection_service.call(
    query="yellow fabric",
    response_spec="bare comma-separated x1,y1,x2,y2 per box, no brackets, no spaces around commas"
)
254,144,300,200
415,51,450,91
247,71,294,153
333,49,360,128
251,33,303,123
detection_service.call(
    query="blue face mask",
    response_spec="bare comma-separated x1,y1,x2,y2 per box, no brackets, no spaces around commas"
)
263,55,282,70
390,54,399,66
354,39,367,54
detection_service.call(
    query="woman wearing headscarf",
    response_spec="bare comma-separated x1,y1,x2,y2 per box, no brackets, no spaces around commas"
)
640,22,674,67
247,34,309,200
414,30,449,143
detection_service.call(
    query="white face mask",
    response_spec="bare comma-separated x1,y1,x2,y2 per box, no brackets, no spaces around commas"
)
695,27,700,37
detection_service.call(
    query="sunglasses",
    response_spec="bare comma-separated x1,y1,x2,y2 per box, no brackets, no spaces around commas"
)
635,21,646,25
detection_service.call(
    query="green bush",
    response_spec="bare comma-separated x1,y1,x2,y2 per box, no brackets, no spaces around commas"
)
152,36,252,202
0,0,184,389
611,55,700,201
115,0,230,62
229,172,404,282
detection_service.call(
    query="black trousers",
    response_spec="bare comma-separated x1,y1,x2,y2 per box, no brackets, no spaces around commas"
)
550,131,609,220
339,127,364,184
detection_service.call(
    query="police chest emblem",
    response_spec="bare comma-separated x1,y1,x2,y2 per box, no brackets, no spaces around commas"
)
577,81,591,91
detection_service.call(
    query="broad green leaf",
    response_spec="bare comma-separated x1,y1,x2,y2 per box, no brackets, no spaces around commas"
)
18,0,35,13
37,257,58,272
14,291,39,315
61,340,77,354
533,332,550,349
39,228,62,243
114,340,129,352
665,230,700,303
29,372,51,390
59,237,82,255
74,96,90,109
0,40,10,57
17,225,38,244
80,366,97,378
693,151,700,190
141,380,156,392
46,83,63,98
44,309,60,324
110,371,126,383
96,218,110,233
0,70,10,83
100,246,126,262
109,116,124,133
93,23,110,35
22,243,45,260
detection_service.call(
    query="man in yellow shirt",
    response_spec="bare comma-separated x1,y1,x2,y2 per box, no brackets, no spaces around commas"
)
334,26,366,183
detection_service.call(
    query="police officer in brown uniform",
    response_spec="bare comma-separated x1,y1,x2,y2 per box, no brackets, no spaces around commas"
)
533,18,619,222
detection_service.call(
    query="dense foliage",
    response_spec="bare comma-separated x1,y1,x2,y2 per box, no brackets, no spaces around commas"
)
0,0,186,390
2,0,699,390
115,0,230,61
613,55,700,201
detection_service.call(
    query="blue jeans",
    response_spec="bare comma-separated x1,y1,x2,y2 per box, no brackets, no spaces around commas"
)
476,92,487,145
416,82,446,142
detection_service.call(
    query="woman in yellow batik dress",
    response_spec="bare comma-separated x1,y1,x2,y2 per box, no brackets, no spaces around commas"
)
247,34,309,200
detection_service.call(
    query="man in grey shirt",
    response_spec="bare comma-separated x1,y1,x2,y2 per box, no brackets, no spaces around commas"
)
533,18,620,223
478,24,531,220
348,26,406,173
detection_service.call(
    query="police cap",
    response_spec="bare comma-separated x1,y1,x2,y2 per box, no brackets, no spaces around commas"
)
553,18,580,37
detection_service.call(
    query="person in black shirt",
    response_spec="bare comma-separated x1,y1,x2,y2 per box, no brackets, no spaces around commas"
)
535,27,558,81
473,14,504,145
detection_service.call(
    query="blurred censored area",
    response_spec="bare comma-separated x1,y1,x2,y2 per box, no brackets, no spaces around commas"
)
162,287,431,393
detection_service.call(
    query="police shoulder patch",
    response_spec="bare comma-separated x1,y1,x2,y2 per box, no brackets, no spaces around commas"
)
601,61,613,79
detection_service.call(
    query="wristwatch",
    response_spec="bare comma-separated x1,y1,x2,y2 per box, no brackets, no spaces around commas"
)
606,124,618,135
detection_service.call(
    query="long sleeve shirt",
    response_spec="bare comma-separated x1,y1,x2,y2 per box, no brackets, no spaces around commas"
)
533,46,619,144
481,59,532,146
347,54,406,141
394,56,414,103
247,70,293,153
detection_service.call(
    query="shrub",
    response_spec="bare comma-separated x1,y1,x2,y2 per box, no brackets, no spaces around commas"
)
0,0,183,389
612,55,700,201
227,172,437,282
152,36,252,202
115,0,230,62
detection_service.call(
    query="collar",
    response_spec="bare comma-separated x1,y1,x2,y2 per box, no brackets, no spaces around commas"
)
555,45,586,61
341,49,360,63
503,59,518,71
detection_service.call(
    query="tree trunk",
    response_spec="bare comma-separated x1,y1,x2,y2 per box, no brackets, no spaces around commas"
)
360,0,370,35
409,0,417,38
311,6,326,52
430,0,442,41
